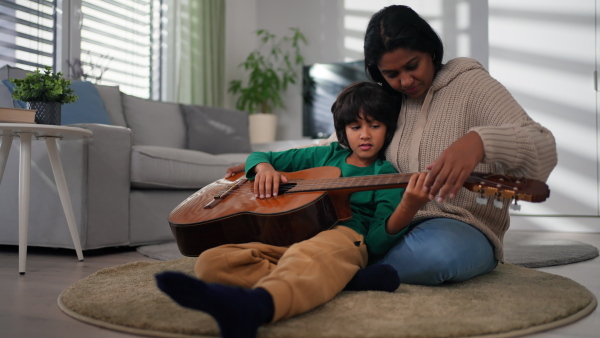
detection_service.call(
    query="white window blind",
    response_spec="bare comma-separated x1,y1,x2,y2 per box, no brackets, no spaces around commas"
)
80,0,154,98
0,0,55,70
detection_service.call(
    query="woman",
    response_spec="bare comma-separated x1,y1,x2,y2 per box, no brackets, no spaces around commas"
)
227,5,557,285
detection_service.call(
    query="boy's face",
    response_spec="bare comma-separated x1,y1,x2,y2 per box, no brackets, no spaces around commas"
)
344,110,387,167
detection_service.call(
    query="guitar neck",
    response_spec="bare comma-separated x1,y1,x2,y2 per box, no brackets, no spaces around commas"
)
285,172,415,194
282,170,550,203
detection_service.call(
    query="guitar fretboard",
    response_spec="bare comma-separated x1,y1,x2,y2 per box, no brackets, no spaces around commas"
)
284,173,415,193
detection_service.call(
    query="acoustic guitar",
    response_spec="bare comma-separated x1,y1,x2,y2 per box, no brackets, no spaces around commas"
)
169,166,550,256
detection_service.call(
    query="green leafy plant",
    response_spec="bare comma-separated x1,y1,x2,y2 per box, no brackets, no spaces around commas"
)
229,28,307,114
10,66,78,104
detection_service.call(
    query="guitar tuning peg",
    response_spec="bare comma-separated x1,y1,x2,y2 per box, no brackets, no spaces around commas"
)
493,198,503,209
476,196,488,205
510,199,521,211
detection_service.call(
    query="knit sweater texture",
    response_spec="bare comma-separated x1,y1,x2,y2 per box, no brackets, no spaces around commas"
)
384,57,557,261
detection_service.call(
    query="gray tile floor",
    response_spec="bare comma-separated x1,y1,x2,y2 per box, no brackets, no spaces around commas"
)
0,231,598,338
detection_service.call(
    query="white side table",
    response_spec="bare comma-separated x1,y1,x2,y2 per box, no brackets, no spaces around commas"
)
0,123,93,274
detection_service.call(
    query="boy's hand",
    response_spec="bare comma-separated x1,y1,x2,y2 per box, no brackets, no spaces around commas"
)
253,163,288,199
401,172,431,211
225,163,246,178
386,172,431,235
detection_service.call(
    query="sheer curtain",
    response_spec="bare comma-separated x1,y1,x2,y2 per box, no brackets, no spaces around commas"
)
165,0,225,106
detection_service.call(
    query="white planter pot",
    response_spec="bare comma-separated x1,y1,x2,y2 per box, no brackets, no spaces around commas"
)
249,114,277,144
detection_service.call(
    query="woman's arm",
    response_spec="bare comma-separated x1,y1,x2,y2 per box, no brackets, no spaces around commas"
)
424,69,557,202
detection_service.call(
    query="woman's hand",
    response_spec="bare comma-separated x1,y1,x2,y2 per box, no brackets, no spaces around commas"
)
424,131,484,202
225,163,246,178
253,163,288,199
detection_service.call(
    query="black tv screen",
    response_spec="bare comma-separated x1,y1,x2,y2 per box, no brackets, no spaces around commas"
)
302,60,369,138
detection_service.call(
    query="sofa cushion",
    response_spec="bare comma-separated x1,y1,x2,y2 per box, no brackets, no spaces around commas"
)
182,105,252,154
122,94,186,148
130,145,249,189
61,81,112,125
95,84,127,127
1,79,26,108
0,65,29,108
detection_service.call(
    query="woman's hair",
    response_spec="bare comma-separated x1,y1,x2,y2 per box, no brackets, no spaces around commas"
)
330,81,397,159
364,5,444,97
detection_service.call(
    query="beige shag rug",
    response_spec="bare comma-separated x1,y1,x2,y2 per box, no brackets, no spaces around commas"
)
58,258,597,338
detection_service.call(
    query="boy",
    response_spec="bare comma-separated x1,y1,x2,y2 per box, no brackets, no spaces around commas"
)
156,82,430,338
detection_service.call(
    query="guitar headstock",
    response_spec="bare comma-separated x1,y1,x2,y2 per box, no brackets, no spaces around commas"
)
463,172,550,204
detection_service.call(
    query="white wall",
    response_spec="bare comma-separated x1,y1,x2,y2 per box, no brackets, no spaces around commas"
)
488,0,599,232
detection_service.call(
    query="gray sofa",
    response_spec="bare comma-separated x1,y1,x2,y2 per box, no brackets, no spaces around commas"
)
0,65,258,250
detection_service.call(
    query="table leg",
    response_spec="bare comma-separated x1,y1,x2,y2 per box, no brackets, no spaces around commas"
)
45,137,84,262
18,133,32,275
0,134,13,182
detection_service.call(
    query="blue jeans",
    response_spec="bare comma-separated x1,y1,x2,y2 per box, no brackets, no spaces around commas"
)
375,218,498,285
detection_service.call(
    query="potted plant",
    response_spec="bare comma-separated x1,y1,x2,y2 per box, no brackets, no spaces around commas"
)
10,66,78,125
228,28,307,143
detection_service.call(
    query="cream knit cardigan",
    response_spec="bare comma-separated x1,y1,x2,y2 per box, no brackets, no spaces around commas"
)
324,57,557,261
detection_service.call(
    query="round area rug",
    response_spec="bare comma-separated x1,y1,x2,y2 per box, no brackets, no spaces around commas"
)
58,258,597,338
502,232,599,268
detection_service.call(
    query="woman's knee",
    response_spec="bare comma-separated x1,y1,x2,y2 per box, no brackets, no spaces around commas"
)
380,219,496,284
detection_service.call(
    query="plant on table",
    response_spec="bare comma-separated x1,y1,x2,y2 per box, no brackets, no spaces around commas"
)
10,66,78,104
10,66,78,125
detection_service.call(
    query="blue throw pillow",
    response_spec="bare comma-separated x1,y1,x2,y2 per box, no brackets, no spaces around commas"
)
2,79,112,125
61,81,112,125
1,79,26,108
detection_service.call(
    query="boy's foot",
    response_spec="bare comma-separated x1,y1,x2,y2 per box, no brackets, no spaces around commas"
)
343,264,400,292
155,271,274,338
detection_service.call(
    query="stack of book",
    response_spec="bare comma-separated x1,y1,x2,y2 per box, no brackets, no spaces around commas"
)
0,107,36,123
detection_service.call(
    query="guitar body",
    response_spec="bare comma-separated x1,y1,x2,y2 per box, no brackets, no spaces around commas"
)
169,167,343,256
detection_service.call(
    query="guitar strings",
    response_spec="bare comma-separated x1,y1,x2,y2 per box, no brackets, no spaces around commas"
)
209,173,529,198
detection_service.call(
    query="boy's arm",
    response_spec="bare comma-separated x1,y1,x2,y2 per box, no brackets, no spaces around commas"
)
225,134,339,178
252,162,289,198
386,172,430,234
364,172,430,256
244,145,335,198
245,152,289,199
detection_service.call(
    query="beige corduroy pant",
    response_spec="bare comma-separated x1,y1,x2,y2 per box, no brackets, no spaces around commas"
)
195,225,367,323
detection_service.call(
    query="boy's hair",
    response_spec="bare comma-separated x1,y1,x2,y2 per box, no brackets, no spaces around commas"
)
330,81,397,159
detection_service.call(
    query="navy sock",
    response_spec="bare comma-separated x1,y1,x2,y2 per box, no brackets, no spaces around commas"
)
343,264,400,292
155,271,274,338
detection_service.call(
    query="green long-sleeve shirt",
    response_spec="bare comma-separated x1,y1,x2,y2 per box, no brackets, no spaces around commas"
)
245,142,406,257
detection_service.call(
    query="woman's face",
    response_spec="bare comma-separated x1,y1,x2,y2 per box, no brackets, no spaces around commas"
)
377,48,435,99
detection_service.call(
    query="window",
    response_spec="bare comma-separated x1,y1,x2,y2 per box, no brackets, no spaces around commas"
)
79,0,156,98
0,0,163,99
0,0,55,70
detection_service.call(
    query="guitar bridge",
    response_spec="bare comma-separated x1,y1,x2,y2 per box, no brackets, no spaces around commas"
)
204,178,247,209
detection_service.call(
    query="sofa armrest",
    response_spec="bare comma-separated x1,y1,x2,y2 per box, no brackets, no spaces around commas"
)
69,123,133,248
